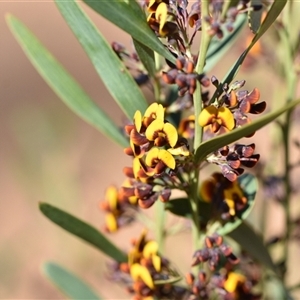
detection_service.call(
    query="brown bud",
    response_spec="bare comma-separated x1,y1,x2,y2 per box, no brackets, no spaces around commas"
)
219,244,232,257
159,189,171,202
124,147,134,156
124,124,135,135
205,236,214,248
138,196,156,209
162,69,178,84
186,60,195,74
185,272,195,285
176,56,186,70
120,262,130,273
247,88,260,104
123,166,134,178
175,73,187,88
198,271,206,282
229,91,238,107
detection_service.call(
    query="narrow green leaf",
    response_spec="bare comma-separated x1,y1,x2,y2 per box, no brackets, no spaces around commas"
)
217,174,257,235
248,0,263,34
165,198,193,219
222,0,287,85
55,0,147,119
43,262,102,300
227,221,277,273
195,99,300,164
82,0,176,64
39,203,127,262
204,14,247,72
165,198,212,223
6,14,128,148
133,39,156,77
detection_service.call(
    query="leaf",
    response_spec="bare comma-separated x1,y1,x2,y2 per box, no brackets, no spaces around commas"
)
226,222,277,273
82,0,176,64
195,98,300,164
55,0,147,119
204,14,247,72
165,198,212,223
165,198,192,219
43,262,102,300
217,173,258,235
39,203,127,263
6,14,128,148
222,0,287,85
133,39,156,78
248,0,264,34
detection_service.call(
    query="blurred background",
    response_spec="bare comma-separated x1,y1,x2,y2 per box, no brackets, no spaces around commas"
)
1,1,132,298
1,1,299,299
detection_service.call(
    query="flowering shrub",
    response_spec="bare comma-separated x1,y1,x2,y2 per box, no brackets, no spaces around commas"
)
7,0,300,299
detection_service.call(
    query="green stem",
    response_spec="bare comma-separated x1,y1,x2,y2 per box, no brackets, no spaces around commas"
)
154,52,161,102
189,169,201,252
155,201,166,254
278,10,297,283
194,0,212,151
190,0,212,256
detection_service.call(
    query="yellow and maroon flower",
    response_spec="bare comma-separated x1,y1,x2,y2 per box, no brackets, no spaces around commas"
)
178,114,195,139
145,147,176,174
200,173,247,218
100,183,139,232
198,105,235,134
145,119,178,147
147,0,178,37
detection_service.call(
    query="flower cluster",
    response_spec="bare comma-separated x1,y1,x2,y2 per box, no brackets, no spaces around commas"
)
191,233,239,270
185,233,261,300
99,182,138,232
162,57,210,96
112,42,149,86
199,80,266,136
207,143,260,181
109,231,184,300
122,102,191,208
200,172,248,220
144,0,252,50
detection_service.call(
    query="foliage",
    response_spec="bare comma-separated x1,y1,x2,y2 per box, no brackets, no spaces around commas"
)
6,0,300,299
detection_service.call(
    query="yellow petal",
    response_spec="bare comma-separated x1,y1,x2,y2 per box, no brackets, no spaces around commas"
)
105,186,118,210
224,272,246,293
144,102,159,117
145,119,164,141
163,122,178,147
198,105,218,127
145,147,160,167
130,263,154,289
144,103,164,120
152,254,161,272
155,2,168,25
217,107,235,130
147,0,161,12
224,190,236,216
167,145,190,156
105,213,117,232
158,149,176,169
133,157,141,179
134,110,142,132
143,241,159,258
